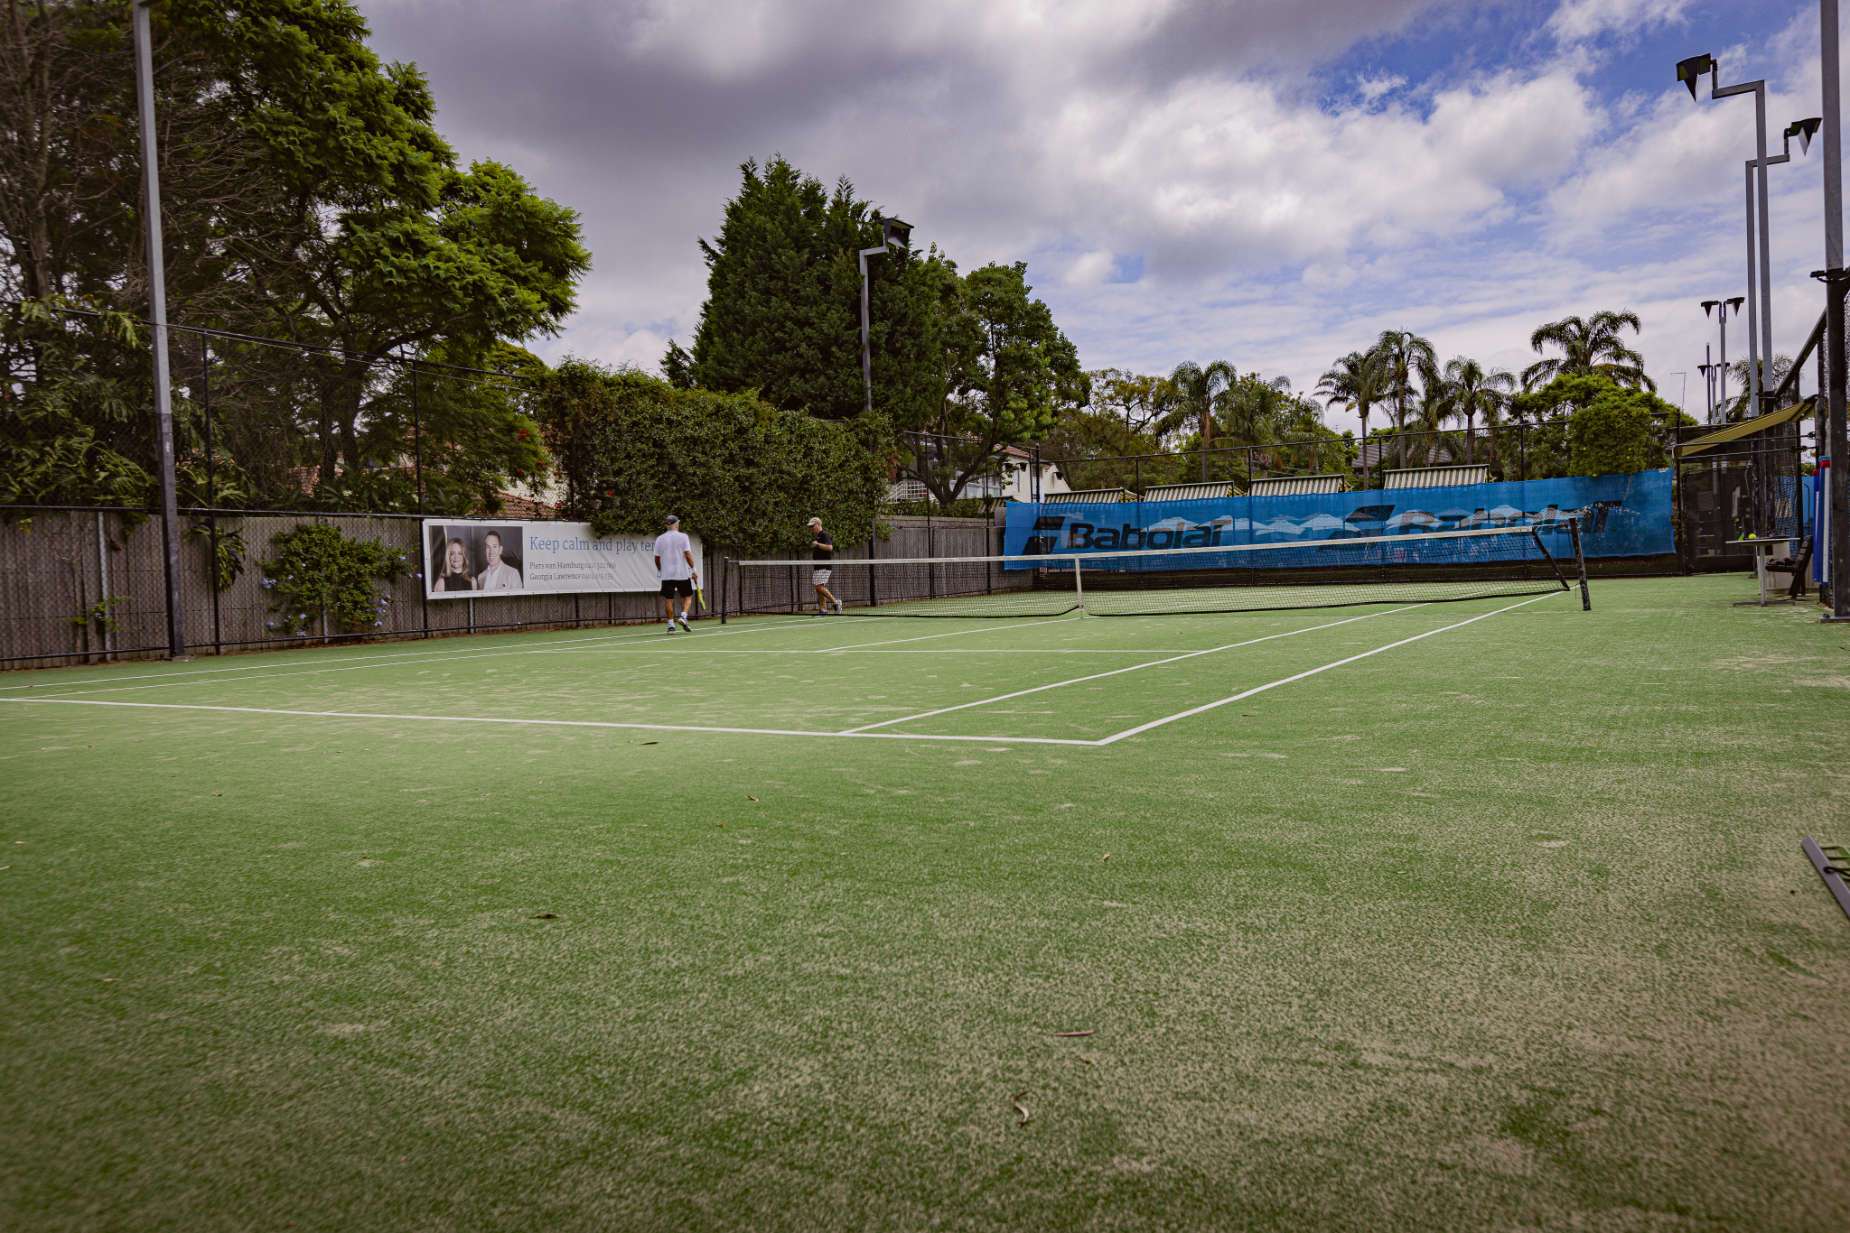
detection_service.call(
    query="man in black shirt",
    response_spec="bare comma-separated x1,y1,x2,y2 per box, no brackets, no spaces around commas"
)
807,516,842,615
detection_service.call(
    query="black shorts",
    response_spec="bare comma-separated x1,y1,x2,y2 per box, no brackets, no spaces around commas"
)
660,578,694,597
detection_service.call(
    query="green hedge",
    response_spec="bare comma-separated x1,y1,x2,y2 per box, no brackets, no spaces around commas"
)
534,361,889,558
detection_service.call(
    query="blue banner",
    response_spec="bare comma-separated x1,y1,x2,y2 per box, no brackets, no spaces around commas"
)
1003,469,1673,567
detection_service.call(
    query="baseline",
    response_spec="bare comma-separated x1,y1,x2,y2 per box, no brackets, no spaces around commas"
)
6,617,847,700
0,697,1097,747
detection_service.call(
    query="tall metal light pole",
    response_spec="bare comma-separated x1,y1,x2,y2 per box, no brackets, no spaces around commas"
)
1701,296,1745,419
1817,0,1849,620
132,1,186,658
858,215,911,415
1680,56,1773,414
1743,119,1823,408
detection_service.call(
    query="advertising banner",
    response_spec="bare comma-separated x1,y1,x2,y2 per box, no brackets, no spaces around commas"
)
421,519,704,599
1003,470,1673,567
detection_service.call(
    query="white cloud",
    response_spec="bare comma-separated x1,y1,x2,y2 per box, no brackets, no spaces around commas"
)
357,0,1831,430
1546,0,1693,46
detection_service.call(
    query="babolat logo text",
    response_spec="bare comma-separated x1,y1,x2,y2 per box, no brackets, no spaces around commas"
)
1066,522,1225,550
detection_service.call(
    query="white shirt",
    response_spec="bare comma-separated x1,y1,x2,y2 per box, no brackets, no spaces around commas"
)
476,561,522,591
654,529,694,580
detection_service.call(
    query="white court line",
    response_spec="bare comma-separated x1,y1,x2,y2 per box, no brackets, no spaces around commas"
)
0,621,786,694
0,697,1099,747
839,605,1421,734
7,617,856,700
1095,591,1560,745
816,614,1080,653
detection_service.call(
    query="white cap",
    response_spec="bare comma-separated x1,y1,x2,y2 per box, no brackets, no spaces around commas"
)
807,516,822,527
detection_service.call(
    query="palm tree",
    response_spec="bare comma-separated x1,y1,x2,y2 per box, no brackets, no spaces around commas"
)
1437,357,1514,464
1154,360,1237,479
1374,329,1437,468
1316,349,1391,440
1214,374,1294,475
1722,354,1793,419
1522,310,1653,391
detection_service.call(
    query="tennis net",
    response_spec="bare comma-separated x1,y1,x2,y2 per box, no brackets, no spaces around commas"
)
728,523,1590,618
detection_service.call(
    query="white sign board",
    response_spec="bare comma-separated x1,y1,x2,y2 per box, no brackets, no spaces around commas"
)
421,519,703,599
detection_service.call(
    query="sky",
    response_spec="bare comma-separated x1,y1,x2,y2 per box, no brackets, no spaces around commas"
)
359,0,1837,434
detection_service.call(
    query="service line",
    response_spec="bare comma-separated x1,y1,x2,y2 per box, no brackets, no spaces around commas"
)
1095,591,1561,745
839,605,1422,734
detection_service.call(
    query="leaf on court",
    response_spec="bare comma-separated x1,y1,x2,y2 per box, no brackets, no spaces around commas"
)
1051,1029,1095,1038
747,795,758,802
638,741,659,746
1012,1090,1031,1126
530,912,558,920
1101,853,1111,861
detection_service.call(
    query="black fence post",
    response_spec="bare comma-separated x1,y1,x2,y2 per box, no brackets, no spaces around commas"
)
201,333,222,655
867,529,879,609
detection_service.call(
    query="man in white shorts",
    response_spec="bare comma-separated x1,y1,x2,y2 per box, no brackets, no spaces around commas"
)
653,514,698,633
808,516,842,615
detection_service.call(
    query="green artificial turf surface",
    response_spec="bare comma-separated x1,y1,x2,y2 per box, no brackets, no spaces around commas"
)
2,575,1847,1231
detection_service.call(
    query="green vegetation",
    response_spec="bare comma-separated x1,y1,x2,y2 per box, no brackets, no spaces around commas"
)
665,157,1085,508
534,360,887,557
2,577,1847,1230
260,524,408,639
0,0,587,512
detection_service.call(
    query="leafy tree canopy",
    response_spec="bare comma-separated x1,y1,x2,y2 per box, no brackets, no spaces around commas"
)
0,0,588,509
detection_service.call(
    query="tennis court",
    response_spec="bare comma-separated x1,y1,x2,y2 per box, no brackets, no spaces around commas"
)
4,574,1849,1232
3,587,1572,747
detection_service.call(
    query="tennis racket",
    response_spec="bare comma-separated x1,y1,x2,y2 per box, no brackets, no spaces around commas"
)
695,575,706,611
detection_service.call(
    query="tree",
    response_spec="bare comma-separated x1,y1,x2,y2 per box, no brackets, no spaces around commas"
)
1522,310,1652,391
1316,349,1391,441
1374,329,1437,467
672,157,937,425
0,0,589,510
1085,368,1181,434
1435,357,1514,464
1511,374,1692,478
903,261,1087,507
1721,354,1793,419
1152,360,1236,446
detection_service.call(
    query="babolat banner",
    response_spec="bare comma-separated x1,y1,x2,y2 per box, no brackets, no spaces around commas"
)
422,519,705,598
1003,469,1673,565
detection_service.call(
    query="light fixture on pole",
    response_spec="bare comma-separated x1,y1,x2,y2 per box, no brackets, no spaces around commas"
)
1679,54,1773,418
1698,357,1715,421
858,215,911,415
1739,117,1823,411
1700,296,1745,420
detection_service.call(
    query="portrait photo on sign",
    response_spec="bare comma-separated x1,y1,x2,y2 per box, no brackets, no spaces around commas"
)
426,524,524,596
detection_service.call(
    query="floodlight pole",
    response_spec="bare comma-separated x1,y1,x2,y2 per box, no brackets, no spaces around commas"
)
133,1,186,659
1820,0,1849,619
857,215,911,416
1702,297,1742,420
1682,58,1771,414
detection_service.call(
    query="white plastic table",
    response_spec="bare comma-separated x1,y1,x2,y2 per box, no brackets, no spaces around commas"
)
1726,537,1798,606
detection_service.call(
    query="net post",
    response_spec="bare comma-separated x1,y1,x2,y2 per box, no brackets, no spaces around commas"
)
1073,556,1085,614
1569,518,1591,611
719,555,729,624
